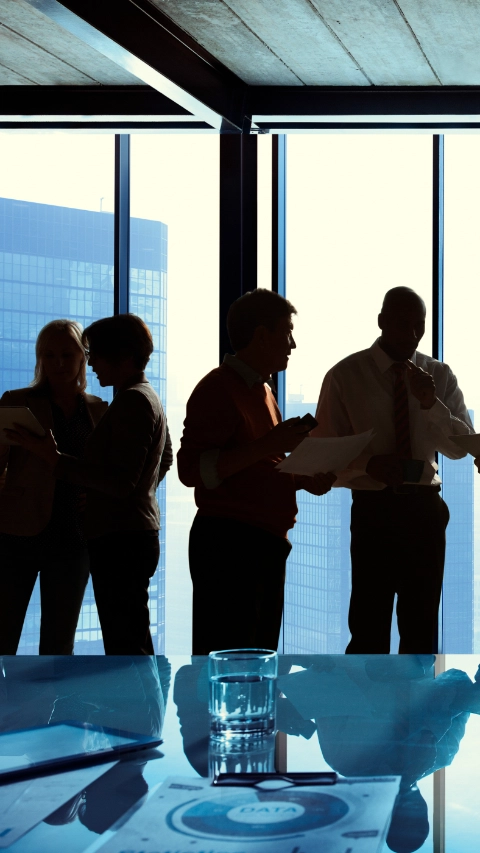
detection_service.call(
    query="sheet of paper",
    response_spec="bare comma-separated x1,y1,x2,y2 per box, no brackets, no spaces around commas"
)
449,433,480,457
93,774,400,853
276,430,375,476
0,761,117,848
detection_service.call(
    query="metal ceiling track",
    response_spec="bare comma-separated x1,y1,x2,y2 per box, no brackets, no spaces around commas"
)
22,0,249,132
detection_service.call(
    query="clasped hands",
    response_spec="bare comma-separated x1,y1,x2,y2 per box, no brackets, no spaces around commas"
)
4,424,59,467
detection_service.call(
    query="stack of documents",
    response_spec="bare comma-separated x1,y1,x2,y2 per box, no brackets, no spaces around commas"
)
92,773,401,853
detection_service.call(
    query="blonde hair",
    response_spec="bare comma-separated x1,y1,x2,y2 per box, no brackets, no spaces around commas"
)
31,319,87,392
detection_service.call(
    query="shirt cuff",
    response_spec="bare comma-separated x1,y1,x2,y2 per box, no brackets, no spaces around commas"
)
199,448,222,490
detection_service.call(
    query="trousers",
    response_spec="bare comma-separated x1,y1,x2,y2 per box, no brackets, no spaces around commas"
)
88,530,159,655
346,487,449,654
0,537,89,654
189,515,292,655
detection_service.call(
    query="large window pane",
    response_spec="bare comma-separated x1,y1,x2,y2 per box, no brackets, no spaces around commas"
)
130,136,219,655
0,133,115,653
284,135,432,653
444,136,480,653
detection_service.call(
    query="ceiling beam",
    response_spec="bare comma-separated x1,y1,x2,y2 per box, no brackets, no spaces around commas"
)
23,0,249,132
249,86,480,131
0,85,214,130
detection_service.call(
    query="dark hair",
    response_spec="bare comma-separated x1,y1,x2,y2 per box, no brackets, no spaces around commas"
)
83,314,153,370
227,289,297,352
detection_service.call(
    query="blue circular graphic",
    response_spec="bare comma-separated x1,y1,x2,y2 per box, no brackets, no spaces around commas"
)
176,789,349,838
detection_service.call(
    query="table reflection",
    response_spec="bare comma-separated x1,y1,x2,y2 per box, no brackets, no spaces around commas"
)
0,654,479,852
173,654,480,853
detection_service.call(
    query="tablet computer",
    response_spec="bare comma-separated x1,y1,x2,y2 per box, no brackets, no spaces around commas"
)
0,407,45,445
0,721,163,785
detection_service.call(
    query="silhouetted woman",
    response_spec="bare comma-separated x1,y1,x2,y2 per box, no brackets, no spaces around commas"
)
0,319,107,654
8,314,172,655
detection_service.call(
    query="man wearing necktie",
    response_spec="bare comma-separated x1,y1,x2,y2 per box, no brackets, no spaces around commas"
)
313,287,473,654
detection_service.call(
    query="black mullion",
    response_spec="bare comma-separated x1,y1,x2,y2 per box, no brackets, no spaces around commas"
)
219,135,258,364
114,134,130,316
272,135,287,418
432,134,445,655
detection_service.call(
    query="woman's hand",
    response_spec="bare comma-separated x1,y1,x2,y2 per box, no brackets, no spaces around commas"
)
4,425,59,468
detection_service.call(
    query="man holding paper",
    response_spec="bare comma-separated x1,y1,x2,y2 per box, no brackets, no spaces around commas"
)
177,289,335,654
313,286,472,654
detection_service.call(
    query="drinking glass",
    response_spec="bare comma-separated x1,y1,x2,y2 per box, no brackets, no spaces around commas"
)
208,648,278,738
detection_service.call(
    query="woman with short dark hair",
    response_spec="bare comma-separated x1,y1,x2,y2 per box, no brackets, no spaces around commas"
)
8,313,173,655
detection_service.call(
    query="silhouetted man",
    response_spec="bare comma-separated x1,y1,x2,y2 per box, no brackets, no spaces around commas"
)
313,287,472,653
178,289,335,654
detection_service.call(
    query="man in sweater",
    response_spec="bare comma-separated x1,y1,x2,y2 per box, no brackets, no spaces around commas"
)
177,289,336,654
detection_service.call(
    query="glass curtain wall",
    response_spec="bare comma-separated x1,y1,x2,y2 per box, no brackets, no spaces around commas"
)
284,135,432,653
0,133,115,653
130,135,219,656
444,137,480,653
0,133,219,656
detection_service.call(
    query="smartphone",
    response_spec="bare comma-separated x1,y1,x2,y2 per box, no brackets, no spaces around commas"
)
298,413,318,430
401,459,425,483
0,721,162,785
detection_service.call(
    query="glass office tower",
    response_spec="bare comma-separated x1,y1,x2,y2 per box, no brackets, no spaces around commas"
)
283,396,352,653
442,410,475,653
0,196,167,654
283,396,475,653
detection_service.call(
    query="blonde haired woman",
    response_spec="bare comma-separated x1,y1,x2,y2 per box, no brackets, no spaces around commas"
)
0,319,107,654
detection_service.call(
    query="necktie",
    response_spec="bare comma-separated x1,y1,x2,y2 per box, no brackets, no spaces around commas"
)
391,362,412,458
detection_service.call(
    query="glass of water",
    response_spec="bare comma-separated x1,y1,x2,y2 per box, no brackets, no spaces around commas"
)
208,648,278,738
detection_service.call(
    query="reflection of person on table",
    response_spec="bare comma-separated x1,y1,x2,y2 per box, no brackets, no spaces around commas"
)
277,655,480,853
0,656,169,838
313,287,472,653
177,289,336,654
0,655,168,738
5,315,173,655
0,320,107,655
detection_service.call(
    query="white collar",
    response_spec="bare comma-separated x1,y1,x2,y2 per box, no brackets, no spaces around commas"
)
370,339,418,374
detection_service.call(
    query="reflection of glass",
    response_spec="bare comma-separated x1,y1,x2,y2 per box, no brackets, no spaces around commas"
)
130,136,219,655
209,733,275,778
285,135,432,654
0,134,115,654
209,649,277,737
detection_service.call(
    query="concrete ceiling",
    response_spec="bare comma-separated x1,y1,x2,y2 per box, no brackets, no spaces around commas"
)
0,0,144,85
156,0,480,86
1,0,479,89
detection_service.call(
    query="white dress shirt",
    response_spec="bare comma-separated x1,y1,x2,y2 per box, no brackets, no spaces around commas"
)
312,340,473,490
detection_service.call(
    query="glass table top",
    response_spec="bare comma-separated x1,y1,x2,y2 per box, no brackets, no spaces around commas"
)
0,654,479,852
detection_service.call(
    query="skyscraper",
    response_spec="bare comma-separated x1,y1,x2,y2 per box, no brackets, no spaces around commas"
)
283,396,351,653
441,410,475,653
0,196,167,653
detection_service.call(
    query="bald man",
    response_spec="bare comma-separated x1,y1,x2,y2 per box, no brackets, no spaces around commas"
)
313,287,473,654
